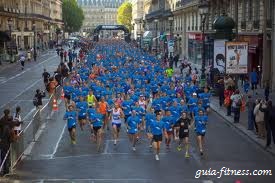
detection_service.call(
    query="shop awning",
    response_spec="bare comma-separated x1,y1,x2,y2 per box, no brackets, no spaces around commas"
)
0,31,11,42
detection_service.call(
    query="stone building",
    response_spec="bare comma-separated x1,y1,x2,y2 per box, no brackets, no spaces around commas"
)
78,0,124,36
0,0,63,61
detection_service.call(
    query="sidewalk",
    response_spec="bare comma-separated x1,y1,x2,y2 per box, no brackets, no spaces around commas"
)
210,91,275,156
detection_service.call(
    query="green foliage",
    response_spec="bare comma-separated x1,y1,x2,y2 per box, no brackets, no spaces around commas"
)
117,2,132,31
62,0,84,33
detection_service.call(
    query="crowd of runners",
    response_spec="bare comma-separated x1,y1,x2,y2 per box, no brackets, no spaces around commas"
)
62,40,211,161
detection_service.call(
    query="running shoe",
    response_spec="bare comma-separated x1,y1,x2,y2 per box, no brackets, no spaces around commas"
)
200,150,204,156
177,146,182,151
185,153,190,158
155,154,159,161
132,147,136,151
149,144,153,148
72,140,76,145
114,139,117,145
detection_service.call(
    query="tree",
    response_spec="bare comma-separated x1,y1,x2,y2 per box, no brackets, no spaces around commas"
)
117,2,132,31
62,0,84,33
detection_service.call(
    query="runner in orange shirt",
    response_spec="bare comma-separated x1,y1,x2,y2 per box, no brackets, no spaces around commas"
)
97,96,109,130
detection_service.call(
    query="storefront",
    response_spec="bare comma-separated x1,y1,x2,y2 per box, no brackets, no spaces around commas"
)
238,34,263,73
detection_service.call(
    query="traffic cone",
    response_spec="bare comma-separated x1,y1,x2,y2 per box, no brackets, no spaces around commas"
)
61,89,65,100
52,97,58,111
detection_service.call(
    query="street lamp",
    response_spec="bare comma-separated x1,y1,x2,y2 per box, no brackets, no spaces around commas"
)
168,16,174,58
7,18,13,63
139,19,143,49
198,0,209,85
32,23,37,61
154,19,158,55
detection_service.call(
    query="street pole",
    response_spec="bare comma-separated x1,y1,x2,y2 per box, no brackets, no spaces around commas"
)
139,20,142,49
201,15,206,84
33,24,37,61
155,22,158,55
9,24,12,63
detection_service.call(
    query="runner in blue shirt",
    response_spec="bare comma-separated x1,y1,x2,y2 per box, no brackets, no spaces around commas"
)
162,110,174,149
75,96,88,131
192,101,206,117
188,93,199,117
126,110,141,151
89,112,104,151
63,104,77,144
149,112,165,160
198,87,211,113
194,109,208,156
63,82,74,109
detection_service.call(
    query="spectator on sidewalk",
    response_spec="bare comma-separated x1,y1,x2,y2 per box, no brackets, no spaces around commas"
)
230,89,242,123
254,99,265,138
59,49,64,63
42,69,51,87
217,79,225,107
19,54,25,70
13,106,23,135
243,78,250,94
64,50,68,62
224,75,235,90
247,94,255,131
34,89,46,109
224,86,234,116
250,68,259,91
259,100,275,149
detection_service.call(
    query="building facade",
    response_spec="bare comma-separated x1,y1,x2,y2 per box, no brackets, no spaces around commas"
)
0,0,63,59
132,0,144,40
78,0,124,36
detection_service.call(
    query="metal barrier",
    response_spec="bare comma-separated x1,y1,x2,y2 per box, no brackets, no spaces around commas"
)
0,85,62,176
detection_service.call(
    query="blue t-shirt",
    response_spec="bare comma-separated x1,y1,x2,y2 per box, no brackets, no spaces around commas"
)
162,116,174,132
193,106,206,117
126,115,141,134
199,92,211,108
76,101,88,117
194,115,208,134
63,86,74,96
63,111,77,128
122,100,134,116
91,113,103,127
188,97,198,112
150,120,165,135
145,113,156,130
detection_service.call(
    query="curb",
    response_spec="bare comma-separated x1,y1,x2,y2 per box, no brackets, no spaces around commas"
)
210,103,275,157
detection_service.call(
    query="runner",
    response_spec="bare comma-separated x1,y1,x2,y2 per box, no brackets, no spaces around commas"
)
63,104,77,144
97,96,109,130
175,112,192,158
110,103,124,145
75,96,88,131
194,109,208,156
63,82,74,109
162,110,174,149
88,111,104,151
149,112,165,160
87,90,97,108
126,110,141,151
145,107,156,148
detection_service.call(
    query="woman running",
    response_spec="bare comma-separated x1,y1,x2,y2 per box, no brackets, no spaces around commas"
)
110,103,124,145
89,111,104,152
63,104,77,144
126,110,141,151
194,109,208,156
149,112,165,160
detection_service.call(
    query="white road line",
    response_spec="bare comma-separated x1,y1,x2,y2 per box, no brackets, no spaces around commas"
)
0,55,56,85
22,108,36,120
50,123,67,159
0,79,41,110
103,140,109,154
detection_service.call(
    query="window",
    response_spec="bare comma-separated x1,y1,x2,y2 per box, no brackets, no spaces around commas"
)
254,0,260,20
242,0,246,21
248,0,253,21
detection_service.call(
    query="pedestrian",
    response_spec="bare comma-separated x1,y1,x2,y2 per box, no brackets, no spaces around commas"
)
259,100,275,150
0,109,20,175
230,89,242,123
243,78,250,94
63,104,77,144
42,69,51,87
64,50,67,62
19,54,25,70
33,89,46,109
27,51,31,62
173,54,179,68
247,94,255,131
47,77,58,95
224,75,235,90
217,79,225,107
250,68,259,91
253,99,265,138
13,106,23,135
59,49,64,62
224,86,234,116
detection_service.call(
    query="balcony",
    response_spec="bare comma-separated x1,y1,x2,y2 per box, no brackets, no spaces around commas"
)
0,6,21,15
241,21,246,30
145,8,172,20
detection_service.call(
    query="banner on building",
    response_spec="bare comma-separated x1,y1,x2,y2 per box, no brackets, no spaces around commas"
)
213,40,226,73
225,42,248,74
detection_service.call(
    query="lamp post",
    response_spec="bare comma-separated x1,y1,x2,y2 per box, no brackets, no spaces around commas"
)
198,0,209,86
7,18,13,63
139,19,142,49
154,19,158,55
32,23,37,61
168,16,174,58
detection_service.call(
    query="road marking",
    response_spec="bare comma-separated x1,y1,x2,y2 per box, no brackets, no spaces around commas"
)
0,55,56,85
50,123,67,159
103,140,109,154
0,79,41,110
22,107,36,121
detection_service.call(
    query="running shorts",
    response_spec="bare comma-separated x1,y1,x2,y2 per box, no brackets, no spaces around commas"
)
78,115,87,120
68,125,76,132
153,134,162,142
112,123,121,128
93,126,102,134
64,94,71,100
196,132,205,136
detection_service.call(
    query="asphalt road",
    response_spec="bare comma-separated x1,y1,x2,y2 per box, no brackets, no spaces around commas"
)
0,50,60,123
4,106,275,183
